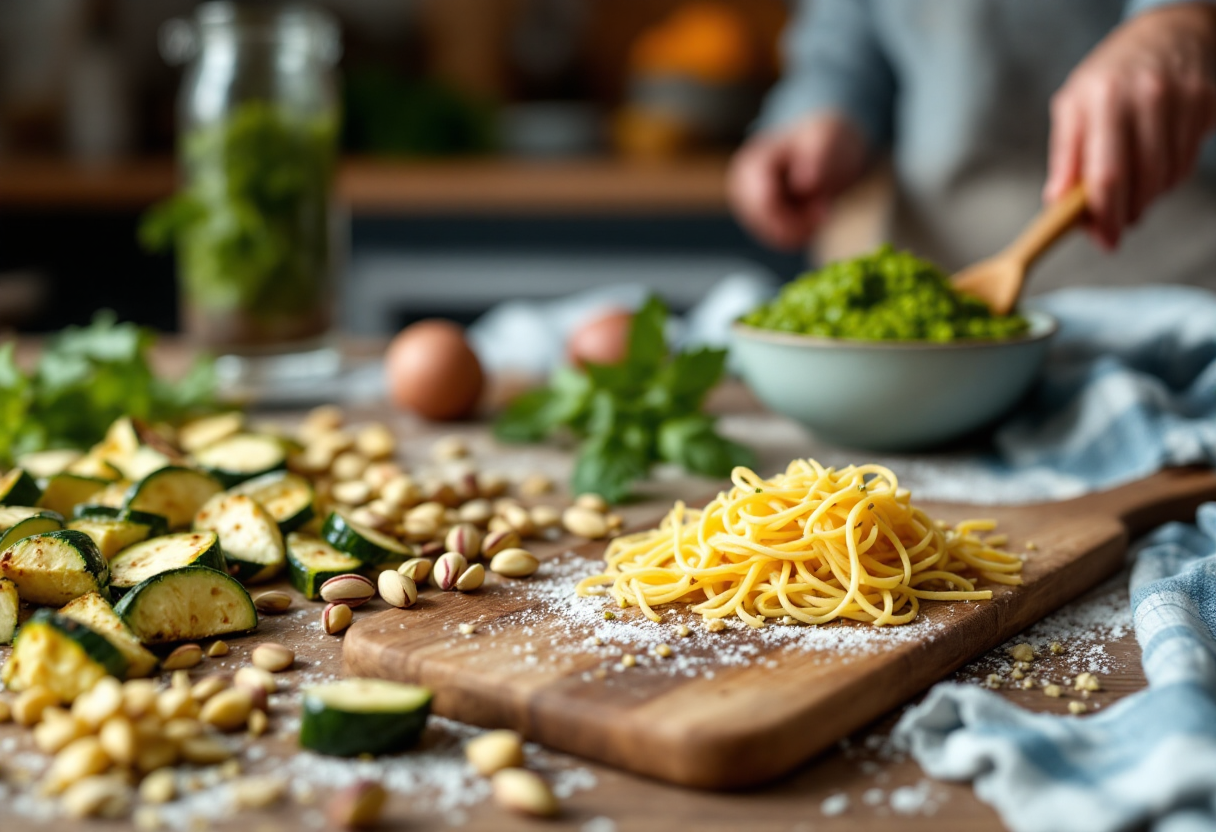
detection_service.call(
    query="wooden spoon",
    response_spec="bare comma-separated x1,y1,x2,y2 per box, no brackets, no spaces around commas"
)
952,182,1089,314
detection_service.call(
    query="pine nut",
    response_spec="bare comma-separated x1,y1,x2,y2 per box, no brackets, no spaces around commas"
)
156,688,198,721
34,712,86,754
575,493,609,513
434,552,468,591
253,590,293,614
332,452,370,482
171,670,191,691
322,602,353,635
445,523,482,559
355,424,396,461
121,680,158,719
455,563,485,592
319,574,376,607
251,643,295,673
73,676,123,730
43,736,110,795
180,736,234,765
247,708,269,738
327,780,387,829
465,730,524,776
397,558,432,584
200,687,253,732
207,640,230,658
228,775,287,811
491,768,559,817
519,473,553,497
234,665,277,696
365,498,403,523
13,686,57,726
191,674,230,703
562,506,608,539
0,699,10,723
530,505,561,530
135,738,179,774
163,643,203,671
98,716,137,766
162,718,203,742
432,435,469,461
303,405,344,435
139,769,176,804
380,476,420,508
481,529,522,558
490,548,539,578
377,571,418,609
61,773,132,819
350,505,390,531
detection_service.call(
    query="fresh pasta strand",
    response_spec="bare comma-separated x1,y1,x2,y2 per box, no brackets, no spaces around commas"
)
575,459,1023,628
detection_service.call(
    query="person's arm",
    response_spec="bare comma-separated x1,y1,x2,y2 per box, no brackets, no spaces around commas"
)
1044,1,1216,249
728,0,894,250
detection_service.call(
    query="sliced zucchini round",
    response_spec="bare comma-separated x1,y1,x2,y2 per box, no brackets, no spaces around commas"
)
72,505,170,538
124,466,223,530
178,412,245,454
194,493,285,584
0,576,17,645
58,591,158,678
322,510,413,565
299,679,433,757
191,433,288,488
0,469,42,507
229,471,315,534
109,531,226,593
36,473,108,518
114,565,257,645
0,529,109,606
0,506,65,552
1,609,129,701
286,533,364,599
16,449,84,480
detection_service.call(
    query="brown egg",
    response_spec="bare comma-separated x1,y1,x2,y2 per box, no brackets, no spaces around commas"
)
385,320,484,421
567,308,634,368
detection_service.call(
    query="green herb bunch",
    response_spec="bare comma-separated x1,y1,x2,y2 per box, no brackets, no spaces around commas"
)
0,312,216,465
494,297,755,503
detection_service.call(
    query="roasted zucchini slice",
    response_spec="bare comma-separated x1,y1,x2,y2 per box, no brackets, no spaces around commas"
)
299,679,433,757
191,433,288,488
194,493,285,583
108,531,226,594
58,591,158,678
0,576,17,645
16,449,84,480
0,506,65,551
114,565,257,645
124,467,223,530
1,609,128,701
36,473,108,517
229,471,315,534
0,529,109,606
178,412,245,454
286,533,364,599
322,510,413,565
0,469,42,507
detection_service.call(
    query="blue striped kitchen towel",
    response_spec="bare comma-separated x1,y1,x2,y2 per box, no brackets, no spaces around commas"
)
892,502,1216,832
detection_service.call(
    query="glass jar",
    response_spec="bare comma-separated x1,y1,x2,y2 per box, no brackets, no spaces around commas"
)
159,3,341,380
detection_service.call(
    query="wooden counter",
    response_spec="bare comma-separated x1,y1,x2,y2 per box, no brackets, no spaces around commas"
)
0,156,730,216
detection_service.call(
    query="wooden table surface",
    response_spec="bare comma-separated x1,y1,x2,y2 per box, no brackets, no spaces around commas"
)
0,385,1149,831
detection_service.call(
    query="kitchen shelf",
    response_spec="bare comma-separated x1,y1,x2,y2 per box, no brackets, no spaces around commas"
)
0,156,730,215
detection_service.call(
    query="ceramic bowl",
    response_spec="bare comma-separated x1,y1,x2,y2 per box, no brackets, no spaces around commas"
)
730,311,1057,451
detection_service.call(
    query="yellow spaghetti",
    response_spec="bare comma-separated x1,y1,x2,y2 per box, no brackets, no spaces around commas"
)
575,459,1023,628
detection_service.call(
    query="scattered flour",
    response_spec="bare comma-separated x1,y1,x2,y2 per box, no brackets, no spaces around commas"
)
820,793,850,816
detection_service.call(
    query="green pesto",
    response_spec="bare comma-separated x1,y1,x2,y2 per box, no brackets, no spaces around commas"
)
741,246,1030,342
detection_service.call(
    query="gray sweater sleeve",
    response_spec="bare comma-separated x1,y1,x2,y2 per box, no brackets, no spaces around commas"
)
754,0,896,148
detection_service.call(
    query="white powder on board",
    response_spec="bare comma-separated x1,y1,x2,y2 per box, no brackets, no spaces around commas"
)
820,793,850,816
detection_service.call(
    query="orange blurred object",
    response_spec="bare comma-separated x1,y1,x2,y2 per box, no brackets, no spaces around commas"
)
630,3,754,84
568,308,634,368
385,320,485,421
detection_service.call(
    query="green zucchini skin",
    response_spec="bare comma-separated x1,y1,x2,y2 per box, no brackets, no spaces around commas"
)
192,434,288,488
0,509,66,552
299,680,433,757
71,505,170,537
286,533,364,599
114,565,257,645
321,510,414,565
0,469,43,507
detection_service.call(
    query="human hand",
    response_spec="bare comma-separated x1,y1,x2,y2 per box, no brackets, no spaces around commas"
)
728,113,870,250
1044,3,1216,249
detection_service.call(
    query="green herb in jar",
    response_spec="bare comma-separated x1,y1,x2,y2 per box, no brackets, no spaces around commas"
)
741,245,1029,342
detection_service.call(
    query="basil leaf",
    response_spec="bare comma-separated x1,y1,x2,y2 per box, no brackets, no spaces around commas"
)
572,432,650,504
658,416,756,477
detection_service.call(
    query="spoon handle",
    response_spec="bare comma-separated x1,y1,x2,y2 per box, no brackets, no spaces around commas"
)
1008,183,1088,267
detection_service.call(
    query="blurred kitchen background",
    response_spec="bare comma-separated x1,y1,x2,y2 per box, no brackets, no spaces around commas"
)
0,0,807,336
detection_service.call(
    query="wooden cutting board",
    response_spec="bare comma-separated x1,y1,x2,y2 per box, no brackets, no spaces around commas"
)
343,467,1216,789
